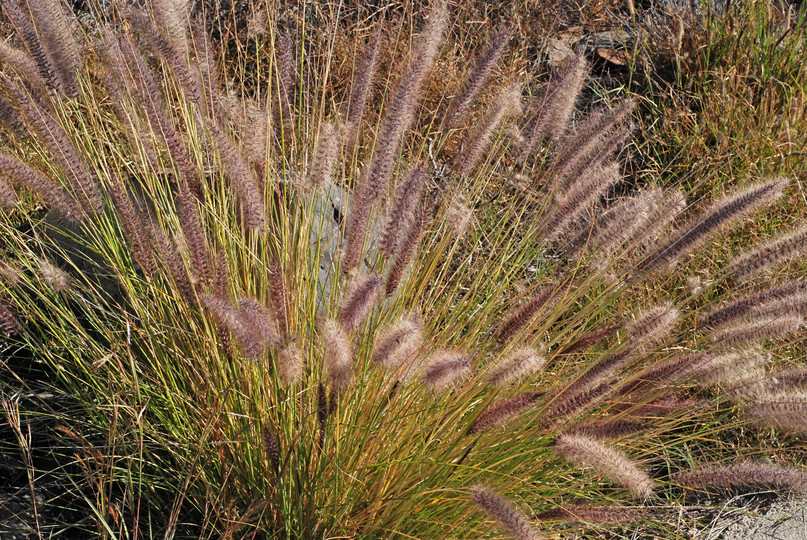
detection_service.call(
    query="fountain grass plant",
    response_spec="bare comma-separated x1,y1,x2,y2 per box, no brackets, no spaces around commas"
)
1,0,807,538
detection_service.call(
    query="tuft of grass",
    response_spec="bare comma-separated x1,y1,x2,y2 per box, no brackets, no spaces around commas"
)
0,1,806,539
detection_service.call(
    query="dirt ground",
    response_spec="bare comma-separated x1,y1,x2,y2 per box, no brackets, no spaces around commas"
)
711,497,807,539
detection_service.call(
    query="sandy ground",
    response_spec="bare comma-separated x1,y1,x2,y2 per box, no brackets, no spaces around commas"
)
711,497,807,540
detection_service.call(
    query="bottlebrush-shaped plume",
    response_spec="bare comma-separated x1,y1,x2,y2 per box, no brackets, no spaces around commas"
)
317,382,327,446
673,462,807,496
343,27,382,151
623,394,700,419
0,40,47,93
107,178,157,279
7,80,104,213
153,0,190,58
101,68,162,176
752,292,807,320
371,315,423,369
536,504,641,523
546,381,616,425
487,347,545,387
0,95,27,135
119,5,266,223
3,0,80,97
442,25,512,130
618,352,714,397
559,323,620,355
103,29,204,196
386,214,425,295
555,349,634,402
585,189,658,259
202,295,276,359
262,424,280,473
570,419,647,440
274,32,297,147
361,0,446,202
541,162,621,243
2,0,56,91
379,163,427,256
268,258,288,338
212,251,230,299
701,281,807,329
554,99,635,166
339,274,382,332
637,189,688,252
470,486,543,540
497,284,558,343
726,225,807,280
190,18,221,122
423,351,470,390
556,121,635,200
695,348,766,391
228,93,269,172
26,0,83,98
556,304,678,401
443,195,473,237
0,177,18,210
724,369,770,400
454,84,522,178
118,7,213,128
753,368,807,395
0,152,82,219
208,121,268,229
747,392,807,434
0,299,21,335
323,320,353,395
637,179,787,274
468,392,543,434
277,340,304,385
709,315,802,348
589,187,687,265
304,121,340,191
342,187,374,275
517,54,587,160
0,262,23,289
238,298,281,352
177,188,212,286
550,99,635,191
202,294,251,351
5,4,807,537
579,204,648,261
343,1,446,272
554,434,654,498
149,219,195,303
624,303,679,352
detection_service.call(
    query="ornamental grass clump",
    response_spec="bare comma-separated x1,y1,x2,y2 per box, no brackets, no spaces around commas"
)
1,1,807,538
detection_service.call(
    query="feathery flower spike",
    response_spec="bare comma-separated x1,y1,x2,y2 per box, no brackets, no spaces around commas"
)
471,486,544,540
